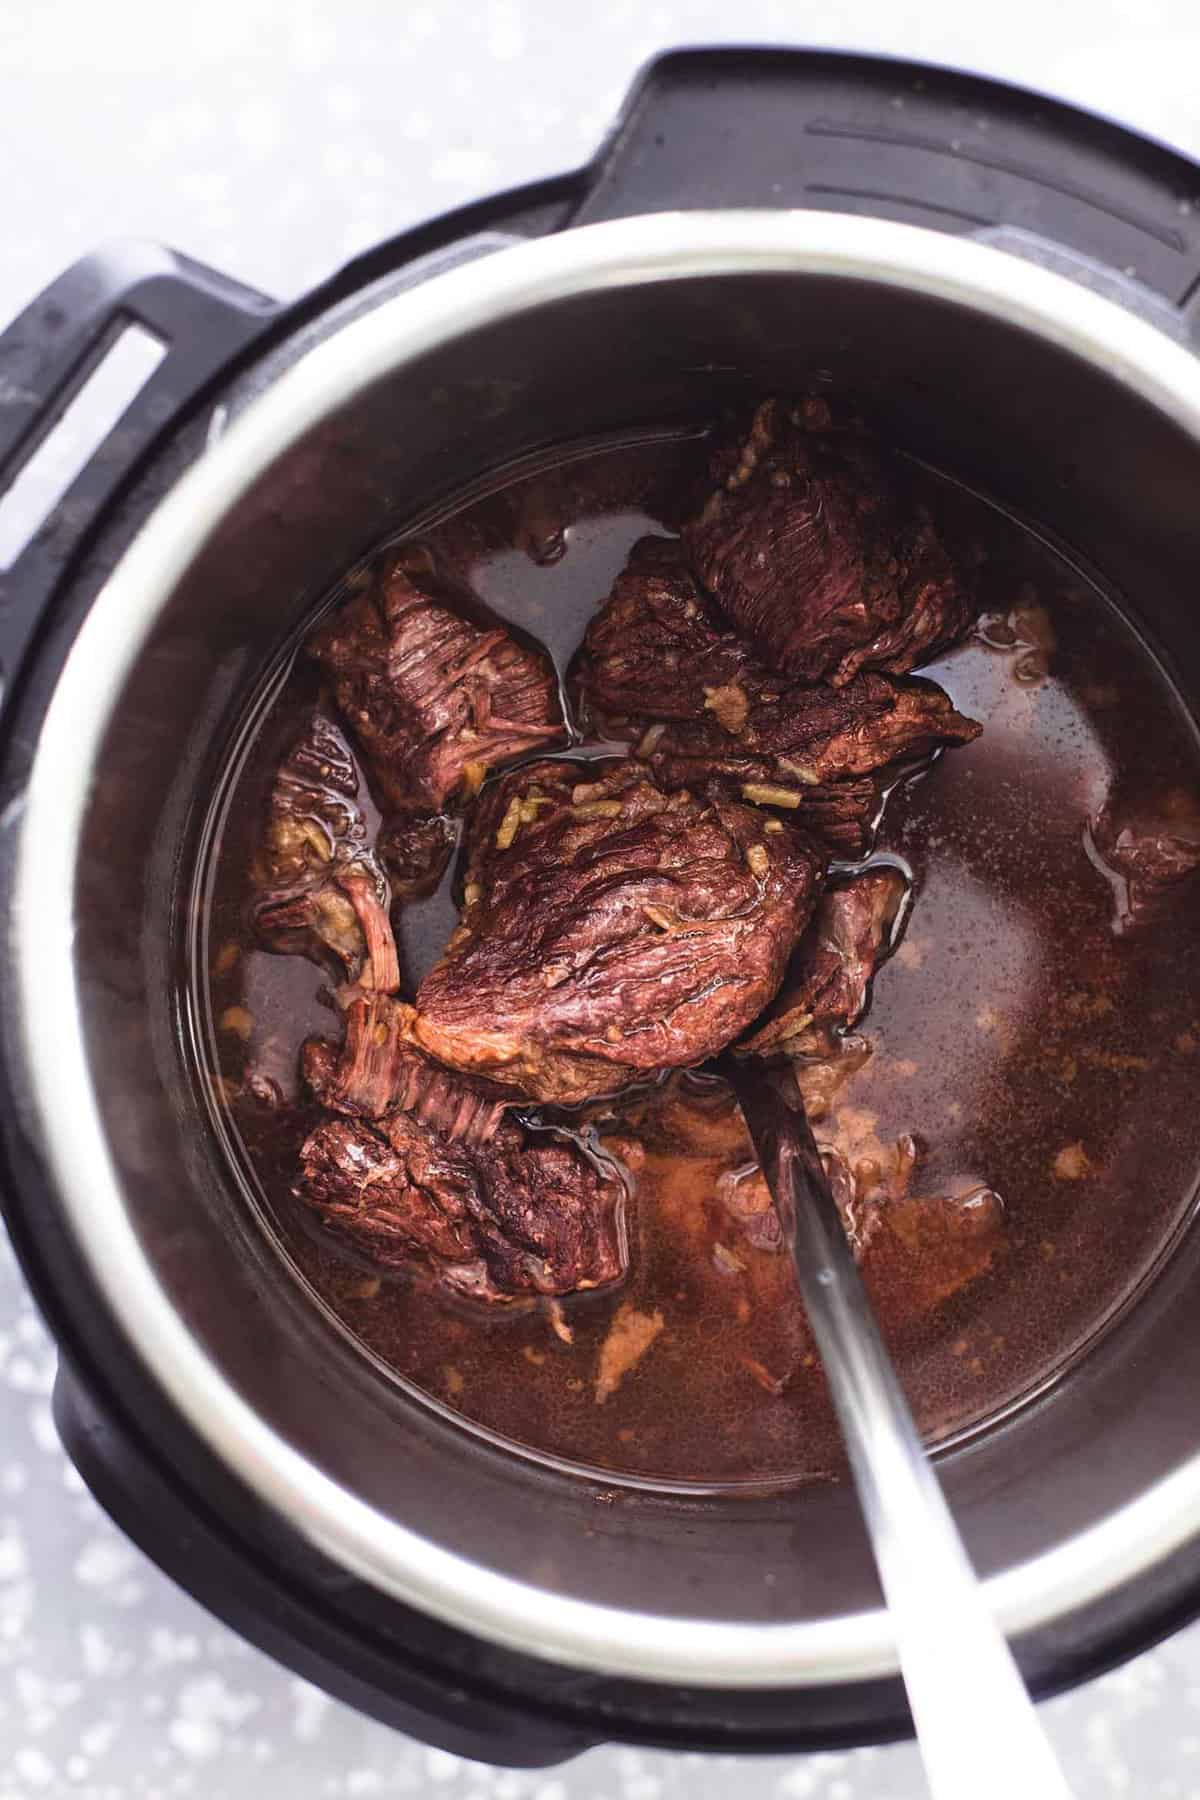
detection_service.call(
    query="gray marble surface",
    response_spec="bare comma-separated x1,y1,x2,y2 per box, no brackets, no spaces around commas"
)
3,2,1200,1794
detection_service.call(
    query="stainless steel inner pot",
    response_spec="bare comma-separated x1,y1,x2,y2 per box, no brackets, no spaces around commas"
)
13,211,1200,1693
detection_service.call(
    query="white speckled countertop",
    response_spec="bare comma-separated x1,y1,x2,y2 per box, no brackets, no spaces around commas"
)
3,3,1200,1794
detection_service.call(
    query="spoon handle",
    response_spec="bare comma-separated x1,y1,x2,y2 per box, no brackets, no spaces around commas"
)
729,1065,1073,1800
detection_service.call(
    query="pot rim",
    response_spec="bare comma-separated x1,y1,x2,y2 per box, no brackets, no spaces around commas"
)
15,209,1200,1690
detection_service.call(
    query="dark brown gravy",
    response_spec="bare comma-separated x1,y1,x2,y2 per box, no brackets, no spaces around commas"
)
198,432,1200,1490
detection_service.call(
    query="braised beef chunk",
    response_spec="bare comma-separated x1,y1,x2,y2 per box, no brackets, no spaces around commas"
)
575,538,979,856
743,867,908,1057
299,1114,481,1272
575,537,979,768
1088,791,1200,933
297,1104,626,1303
308,557,564,813
297,977,628,1300
377,810,457,901
410,759,826,1103
683,397,974,685
743,776,880,860
572,535,755,730
250,710,400,991
468,1127,627,1298
303,992,513,1145
642,671,980,795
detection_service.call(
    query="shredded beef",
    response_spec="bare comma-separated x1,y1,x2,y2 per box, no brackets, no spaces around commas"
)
410,759,826,1103
683,397,975,685
303,993,513,1145
250,710,399,991
308,556,564,813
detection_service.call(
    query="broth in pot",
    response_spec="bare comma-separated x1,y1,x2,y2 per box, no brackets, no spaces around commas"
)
196,401,1200,1490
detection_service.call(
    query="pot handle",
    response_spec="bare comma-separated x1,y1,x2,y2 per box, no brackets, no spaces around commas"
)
575,47,1200,340
0,241,278,701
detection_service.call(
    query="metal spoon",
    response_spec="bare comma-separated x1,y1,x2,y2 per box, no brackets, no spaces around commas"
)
720,1056,1073,1800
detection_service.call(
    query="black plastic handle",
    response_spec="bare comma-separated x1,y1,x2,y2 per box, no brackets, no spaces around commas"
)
0,241,278,698
576,48,1200,333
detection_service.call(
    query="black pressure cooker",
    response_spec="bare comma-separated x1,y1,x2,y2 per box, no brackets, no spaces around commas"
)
4,48,1200,1767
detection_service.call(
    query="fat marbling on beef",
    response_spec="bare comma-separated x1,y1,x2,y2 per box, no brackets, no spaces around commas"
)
683,397,975,686
250,709,400,991
410,758,826,1104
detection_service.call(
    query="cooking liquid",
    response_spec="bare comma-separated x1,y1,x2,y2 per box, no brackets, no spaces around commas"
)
200,433,1200,1488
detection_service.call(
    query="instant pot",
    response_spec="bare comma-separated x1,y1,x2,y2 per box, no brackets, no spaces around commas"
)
4,47,1200,1767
